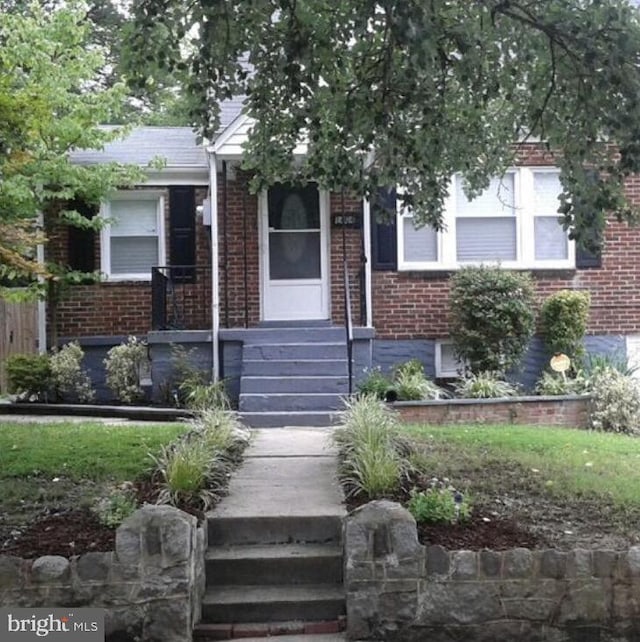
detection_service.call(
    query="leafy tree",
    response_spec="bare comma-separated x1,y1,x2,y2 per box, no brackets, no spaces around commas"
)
130,0,640,247
0,2,144,342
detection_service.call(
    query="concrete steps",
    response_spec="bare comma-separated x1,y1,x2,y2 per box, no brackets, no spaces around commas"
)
200,429,346,640
238,326,350,428
205,543,343,585
202,584,345,623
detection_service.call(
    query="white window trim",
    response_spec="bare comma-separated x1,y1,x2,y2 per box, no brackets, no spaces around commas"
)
100,190,166,281
434,339,466,378
398,167,575,271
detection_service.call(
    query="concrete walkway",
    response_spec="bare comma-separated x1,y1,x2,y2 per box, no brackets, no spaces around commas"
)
203,427,347,642
214,427,346,521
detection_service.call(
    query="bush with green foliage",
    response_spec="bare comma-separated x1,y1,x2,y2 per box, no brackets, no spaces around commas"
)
358,361,446,401
540,290,590,362
50,341,94,403
454,371,519,399
334,395,406,498
589,367,640,435
535,370,587,396
149,406,250,511
357,367,394,399
6,353,51,401
94,485,138,527
407,487,471,525
104,336,149,404
449,266,536,373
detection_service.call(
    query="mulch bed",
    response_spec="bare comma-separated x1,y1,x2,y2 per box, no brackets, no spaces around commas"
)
1,509,116,559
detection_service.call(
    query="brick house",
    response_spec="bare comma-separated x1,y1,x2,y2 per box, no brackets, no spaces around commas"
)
53,104,638,423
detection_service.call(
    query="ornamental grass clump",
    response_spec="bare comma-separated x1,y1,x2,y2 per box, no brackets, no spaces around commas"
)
454,371,519,399
334,395,408,499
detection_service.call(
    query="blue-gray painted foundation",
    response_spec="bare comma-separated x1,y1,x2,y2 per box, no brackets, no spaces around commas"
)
61,331,628,407
373,334,625,392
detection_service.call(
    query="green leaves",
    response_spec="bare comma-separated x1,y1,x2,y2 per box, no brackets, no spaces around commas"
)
130,0,640,242
449,266,536,374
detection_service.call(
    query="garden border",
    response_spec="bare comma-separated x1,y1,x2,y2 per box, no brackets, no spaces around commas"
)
0,505,206,642
392,394,590,427
344,500,640,641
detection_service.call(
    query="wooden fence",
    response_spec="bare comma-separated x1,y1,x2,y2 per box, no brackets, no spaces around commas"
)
0,299,39,393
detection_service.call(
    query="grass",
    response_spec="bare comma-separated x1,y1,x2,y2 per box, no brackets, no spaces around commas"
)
404,423,640,508
0,421,187,481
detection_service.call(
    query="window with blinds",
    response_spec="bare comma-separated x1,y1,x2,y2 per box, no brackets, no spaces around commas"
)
101,193,165,279
398,168,573,270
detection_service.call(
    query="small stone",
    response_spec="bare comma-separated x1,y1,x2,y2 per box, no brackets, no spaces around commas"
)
451,550,477,580
566,549,592,578
0,555,25,588
540,550,567,579
480,550,501,577
625,546,640,577
503,548,533,579
31,556,70,583
76,552,111,582
426,545,450,576
592,550,617,578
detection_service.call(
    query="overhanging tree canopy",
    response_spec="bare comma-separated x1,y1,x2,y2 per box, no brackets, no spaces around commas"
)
0,2,143,289
130,0,640,247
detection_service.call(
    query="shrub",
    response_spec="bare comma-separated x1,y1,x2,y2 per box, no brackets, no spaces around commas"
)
104,336,149,404
449,266,535,373
540,290,590,362
535,370,587,396
94,485,137,527
49,341,94,403
181,380,230,412
408,487,471,525
357,367,394,400
196,408,251,459
6,353,51,400
393,360,448,401
589,367,640,435
584,352,637,378
454,371,518,398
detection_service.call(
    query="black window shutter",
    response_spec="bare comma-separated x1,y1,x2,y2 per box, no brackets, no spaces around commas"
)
371,188,398,271
67,200,97,273
575,244,602,269
169,186,196,282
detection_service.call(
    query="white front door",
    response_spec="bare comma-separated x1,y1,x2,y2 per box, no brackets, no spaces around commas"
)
261,183,330,321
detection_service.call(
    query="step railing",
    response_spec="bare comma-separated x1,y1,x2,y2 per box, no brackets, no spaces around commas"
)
343,260,354,395
151,265,212,331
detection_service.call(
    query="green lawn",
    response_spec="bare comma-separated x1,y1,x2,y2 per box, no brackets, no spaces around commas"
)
404,423,640,508
0,420,187,481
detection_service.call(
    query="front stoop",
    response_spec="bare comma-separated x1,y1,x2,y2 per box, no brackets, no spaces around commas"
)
237,327,349,428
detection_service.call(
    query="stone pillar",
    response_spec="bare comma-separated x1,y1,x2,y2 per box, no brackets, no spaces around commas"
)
344,500,424,640
110,505,203,642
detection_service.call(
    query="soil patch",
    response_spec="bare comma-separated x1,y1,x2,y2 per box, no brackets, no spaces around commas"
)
1,509,115,558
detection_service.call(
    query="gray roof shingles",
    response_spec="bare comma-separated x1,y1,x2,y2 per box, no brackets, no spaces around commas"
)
70,97,244,167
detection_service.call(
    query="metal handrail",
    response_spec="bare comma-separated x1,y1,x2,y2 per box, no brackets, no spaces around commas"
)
344,260,354,395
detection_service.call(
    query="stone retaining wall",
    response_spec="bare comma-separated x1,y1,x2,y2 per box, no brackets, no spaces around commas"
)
0,505,206,642
394,395,590,428
344,501,640,641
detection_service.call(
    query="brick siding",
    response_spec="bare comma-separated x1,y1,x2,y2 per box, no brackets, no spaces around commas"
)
52,143,640,340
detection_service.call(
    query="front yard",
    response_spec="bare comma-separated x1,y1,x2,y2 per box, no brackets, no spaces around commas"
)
0,420,187,557
403,423,640,550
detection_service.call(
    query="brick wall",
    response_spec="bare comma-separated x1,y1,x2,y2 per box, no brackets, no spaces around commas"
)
49,187,210,340
372,144,640,339
394,395,590,428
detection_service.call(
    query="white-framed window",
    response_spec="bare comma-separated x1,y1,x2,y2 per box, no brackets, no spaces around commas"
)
435,340,465,378
398,167,574,270
100,191,166,280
